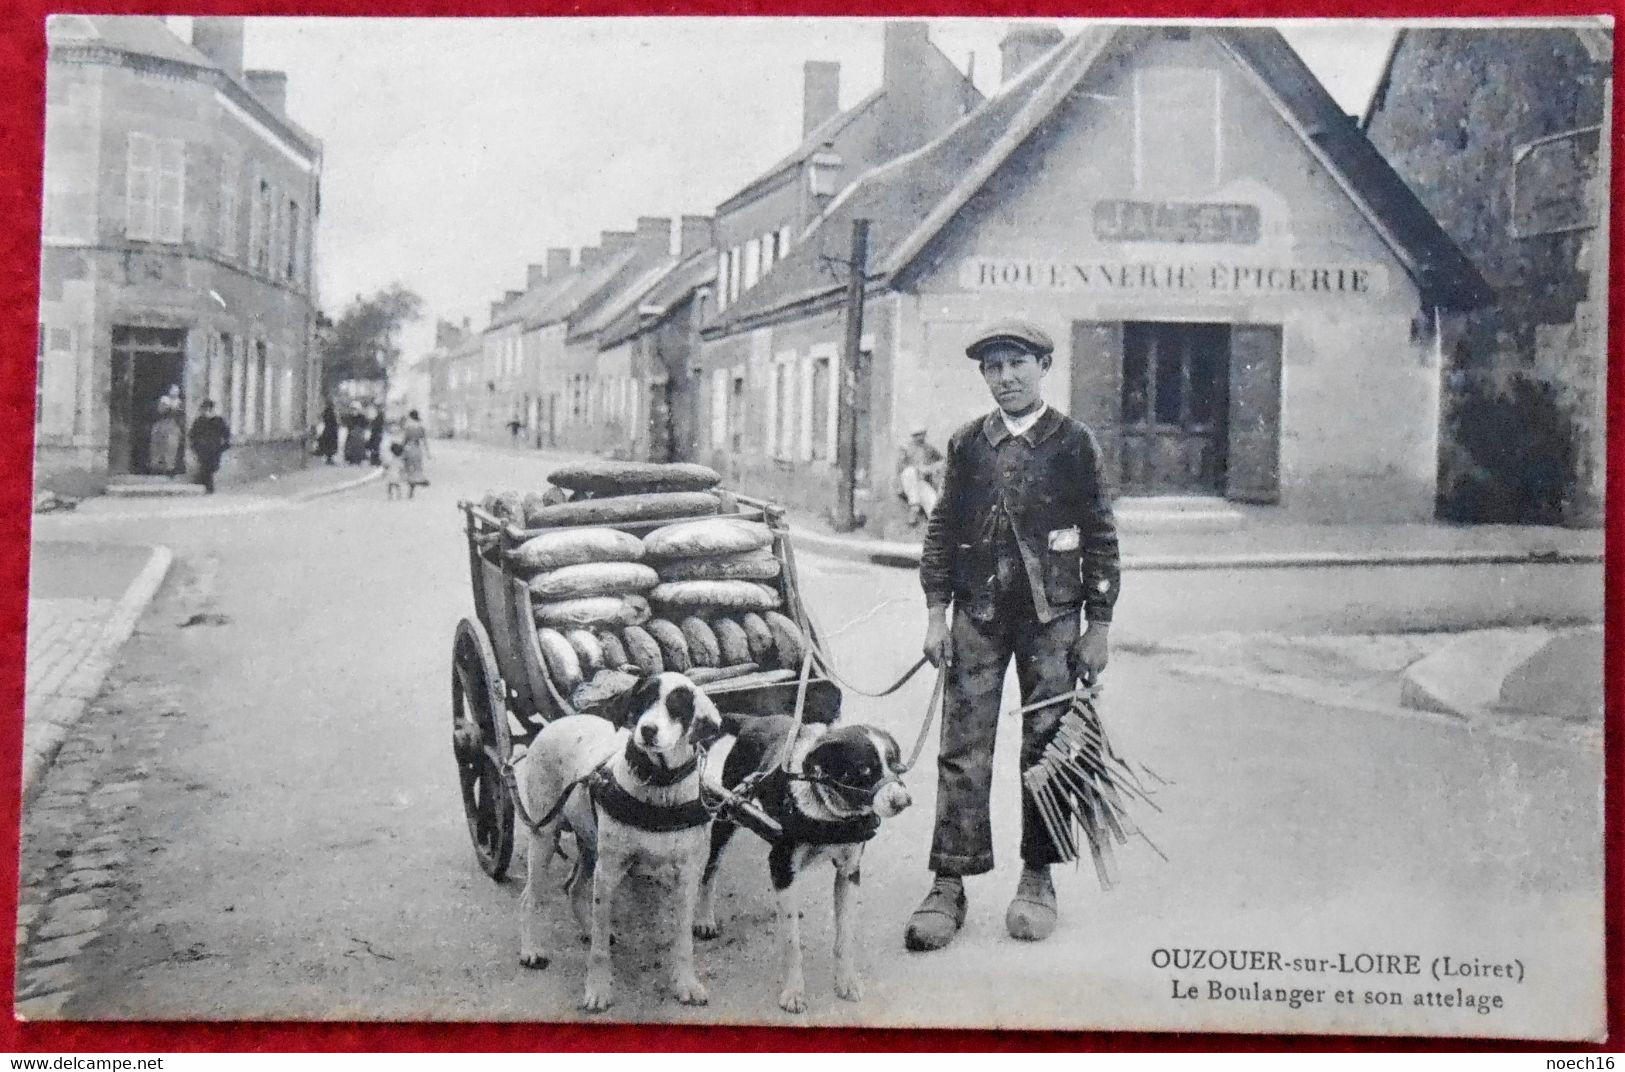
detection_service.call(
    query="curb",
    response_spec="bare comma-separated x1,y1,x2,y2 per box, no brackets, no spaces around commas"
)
288,467,383,503
788,530,1604,572
22,545,174,800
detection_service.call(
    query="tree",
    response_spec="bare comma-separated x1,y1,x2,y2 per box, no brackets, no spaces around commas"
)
319,283,423,398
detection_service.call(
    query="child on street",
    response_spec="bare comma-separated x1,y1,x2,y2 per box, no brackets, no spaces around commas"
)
384,441,405,500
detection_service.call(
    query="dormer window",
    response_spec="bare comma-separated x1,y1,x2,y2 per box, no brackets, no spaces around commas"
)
808,145,844,198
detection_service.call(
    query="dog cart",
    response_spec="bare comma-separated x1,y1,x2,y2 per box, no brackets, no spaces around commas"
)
450,488,842,880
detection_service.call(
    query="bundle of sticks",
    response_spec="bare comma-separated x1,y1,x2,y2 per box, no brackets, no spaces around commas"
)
1022,685,1167,890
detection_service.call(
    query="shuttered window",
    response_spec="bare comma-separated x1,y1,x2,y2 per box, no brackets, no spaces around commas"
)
710,368,728,448
219,149,240,257
124,133,156,239
154,137,185,242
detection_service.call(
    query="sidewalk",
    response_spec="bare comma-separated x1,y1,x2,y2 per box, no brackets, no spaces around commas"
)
783,507,1604,571
39,462,380,523
23,542,173,798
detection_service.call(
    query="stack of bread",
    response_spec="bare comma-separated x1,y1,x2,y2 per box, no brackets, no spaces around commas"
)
487,461,808,712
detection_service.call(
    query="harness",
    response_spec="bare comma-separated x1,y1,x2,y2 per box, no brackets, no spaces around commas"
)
758,769,880,846
510,740,715,835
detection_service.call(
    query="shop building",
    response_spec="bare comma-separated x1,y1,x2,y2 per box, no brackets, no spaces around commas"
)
1362,25,1611,525
37,15,322,495
701,24,1491,525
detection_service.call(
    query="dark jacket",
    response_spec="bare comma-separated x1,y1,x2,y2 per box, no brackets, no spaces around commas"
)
189,414,231,464
920,407,1120,624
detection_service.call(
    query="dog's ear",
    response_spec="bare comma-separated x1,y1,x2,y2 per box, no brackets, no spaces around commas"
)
605,672,664,730
873,728,905,773
684,688,726,748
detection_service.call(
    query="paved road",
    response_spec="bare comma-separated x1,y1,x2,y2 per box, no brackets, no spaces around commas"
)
18,441,1604,1037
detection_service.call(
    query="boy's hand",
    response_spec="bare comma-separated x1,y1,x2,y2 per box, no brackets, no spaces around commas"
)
1069,623,1109,683
923,608,953,668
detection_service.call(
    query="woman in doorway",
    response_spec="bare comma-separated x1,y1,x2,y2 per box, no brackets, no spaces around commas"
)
342,405,369,465
148,384,184,476
316,402,340,465
399,409,431,495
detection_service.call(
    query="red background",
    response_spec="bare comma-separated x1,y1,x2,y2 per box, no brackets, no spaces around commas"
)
0,0,1617,1052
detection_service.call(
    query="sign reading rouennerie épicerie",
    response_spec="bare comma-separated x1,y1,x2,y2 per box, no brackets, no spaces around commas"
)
957,257,1389,297
1093,199,1262,244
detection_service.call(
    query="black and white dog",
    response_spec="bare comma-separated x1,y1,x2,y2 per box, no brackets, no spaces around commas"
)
515,672,723,1012
696,715,911,1013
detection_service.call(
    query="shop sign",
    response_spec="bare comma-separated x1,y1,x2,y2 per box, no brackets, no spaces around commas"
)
1093,200,1261,244
958,257,1387,297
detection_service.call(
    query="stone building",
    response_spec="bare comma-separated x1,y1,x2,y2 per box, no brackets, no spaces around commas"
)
699,24,1492,526
37,15,322,494
1363,24,1611,525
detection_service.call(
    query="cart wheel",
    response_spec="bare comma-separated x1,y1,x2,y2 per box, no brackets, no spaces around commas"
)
452,617,515,880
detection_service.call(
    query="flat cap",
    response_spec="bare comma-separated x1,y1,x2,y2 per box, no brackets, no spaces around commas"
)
965,318,1055,361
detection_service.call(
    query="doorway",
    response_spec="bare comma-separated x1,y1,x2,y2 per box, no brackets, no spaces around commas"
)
109,325,187,476
1119,321,1230,494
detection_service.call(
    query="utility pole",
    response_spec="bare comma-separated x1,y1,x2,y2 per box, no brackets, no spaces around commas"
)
834,217,870,533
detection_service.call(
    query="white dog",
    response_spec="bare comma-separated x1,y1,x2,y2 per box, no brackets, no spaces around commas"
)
516,672,723,1012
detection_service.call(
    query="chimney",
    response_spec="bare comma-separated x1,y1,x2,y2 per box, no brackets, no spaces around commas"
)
489,300,504,320
878,21,935,161
245,69,288,115
546,247,572,278
636,216,671,259
462,317,471,331
191,16,246,81
601,231,635,257
526,263,548,289
505,289,522,302
579,246,602,268
999,22,1063,84
802,61,841,136
679,215,713,258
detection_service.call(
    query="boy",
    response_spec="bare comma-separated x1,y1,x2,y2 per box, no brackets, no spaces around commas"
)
384,441,405,500
907,319,1120,952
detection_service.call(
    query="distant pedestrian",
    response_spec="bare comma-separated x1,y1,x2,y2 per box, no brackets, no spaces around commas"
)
383,442,405,500
189,400,231,494
317,402,340,465
897,421,945,526
399,409,431,496
343,406,369,465
148,384,184,476
367,407,386,467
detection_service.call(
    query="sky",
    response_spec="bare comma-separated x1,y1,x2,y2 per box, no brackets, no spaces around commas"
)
216,17,1403,361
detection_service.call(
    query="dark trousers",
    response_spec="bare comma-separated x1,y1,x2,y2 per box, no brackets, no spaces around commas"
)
929,598,1078,876
196,453,221,494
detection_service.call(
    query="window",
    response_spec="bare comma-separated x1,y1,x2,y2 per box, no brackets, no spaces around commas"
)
761,232,777,273
743,239,761,290
710,368,728,448
1133,68,1222,195
125,133,184,242
728,246,743,303
250,175,272,272
730,369,745,452
231,337,248,432
280,367,295,432
778,226,792,259
267,191,283,281
810,355,833,462
218,149,240,257
215,333,235,412
284,199,299,281
716,251,730,311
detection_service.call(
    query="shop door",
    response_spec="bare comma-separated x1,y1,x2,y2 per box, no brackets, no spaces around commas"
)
109,325,187,475
1119,322,1230,494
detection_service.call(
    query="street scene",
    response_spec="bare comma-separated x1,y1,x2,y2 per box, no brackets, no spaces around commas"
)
23,14,1609,1039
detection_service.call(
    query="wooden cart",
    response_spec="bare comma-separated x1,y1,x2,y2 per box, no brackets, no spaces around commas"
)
449,491,840,880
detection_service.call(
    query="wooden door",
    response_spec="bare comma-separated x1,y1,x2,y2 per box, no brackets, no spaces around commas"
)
1118,322,1230,494
1227,324,1282,503
1070,321,1124,494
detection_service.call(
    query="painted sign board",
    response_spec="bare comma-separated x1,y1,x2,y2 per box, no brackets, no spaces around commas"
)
1093,199,1261,244
957,257,1388,297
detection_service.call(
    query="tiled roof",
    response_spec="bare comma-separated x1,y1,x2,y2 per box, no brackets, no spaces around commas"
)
715,25,1491,331
569,258,681,341
599,250,718,349
718,90,884,212
495,248,640,333
50,15,216,68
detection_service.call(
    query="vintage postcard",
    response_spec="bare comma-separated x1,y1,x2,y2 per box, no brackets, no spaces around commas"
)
21,14,1608,1040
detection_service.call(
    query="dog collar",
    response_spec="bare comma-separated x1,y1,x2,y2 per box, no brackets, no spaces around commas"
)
622,739,698,787
590,769,712,832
